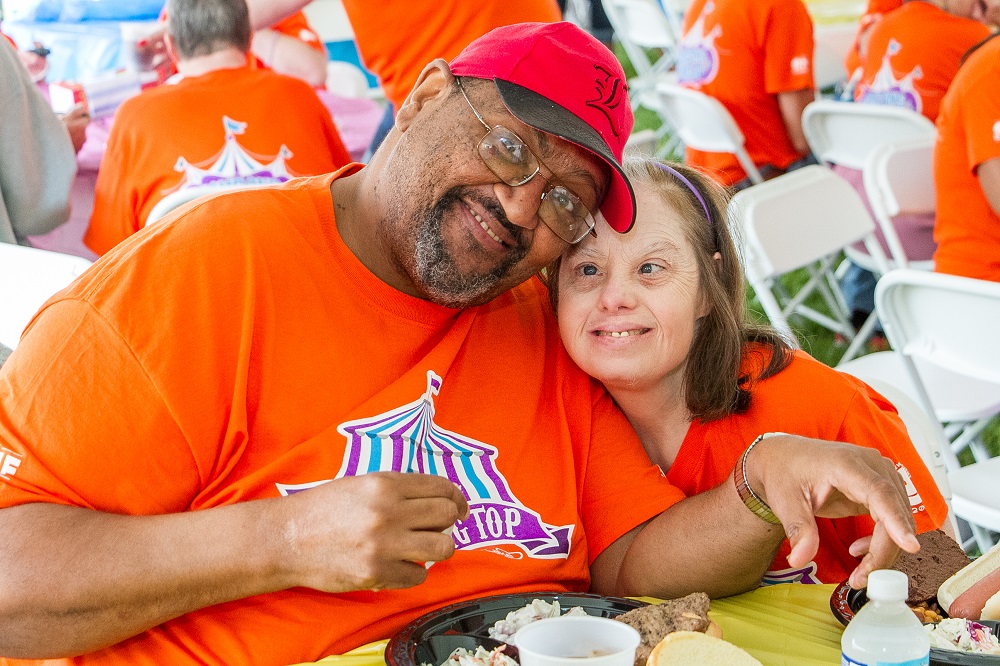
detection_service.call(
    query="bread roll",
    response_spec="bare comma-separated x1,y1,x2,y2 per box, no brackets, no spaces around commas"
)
645,631,762,666
938,542,1000,619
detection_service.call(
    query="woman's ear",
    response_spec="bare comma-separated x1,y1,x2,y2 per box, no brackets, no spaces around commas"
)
394,58,455,133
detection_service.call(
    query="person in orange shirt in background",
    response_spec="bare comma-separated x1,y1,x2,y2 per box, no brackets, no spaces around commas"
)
855,0,991,122
844,0,903,80
934,33,1000,281
84,0,350,256
340,0,562,156
676,0,817,189
551,158,948,586
250,10,328,88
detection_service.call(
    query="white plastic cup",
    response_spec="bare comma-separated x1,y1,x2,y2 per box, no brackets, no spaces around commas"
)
515,616,641,666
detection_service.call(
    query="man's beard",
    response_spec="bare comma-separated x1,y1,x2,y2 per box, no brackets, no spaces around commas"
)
411,188,529,308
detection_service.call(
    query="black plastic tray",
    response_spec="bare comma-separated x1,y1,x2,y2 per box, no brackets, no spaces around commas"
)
384,591,646,666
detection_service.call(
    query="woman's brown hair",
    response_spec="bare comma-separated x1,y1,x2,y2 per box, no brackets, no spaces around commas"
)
548,158,793,422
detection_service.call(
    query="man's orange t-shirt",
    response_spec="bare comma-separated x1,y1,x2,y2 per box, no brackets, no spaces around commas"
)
668,349,947,585
844,0,904,76
84,66,351,256
341,1,561,111
0,168,683,665
933,36,1000,281
677,0,815,185
854,2,990,121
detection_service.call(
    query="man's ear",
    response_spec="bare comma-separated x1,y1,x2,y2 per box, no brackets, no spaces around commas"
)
395,58,455,133
164,31,179,66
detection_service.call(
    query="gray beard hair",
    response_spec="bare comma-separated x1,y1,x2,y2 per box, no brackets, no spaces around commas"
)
411,191,528,308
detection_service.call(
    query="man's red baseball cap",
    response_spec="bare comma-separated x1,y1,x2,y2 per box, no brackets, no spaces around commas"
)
450,22,636,234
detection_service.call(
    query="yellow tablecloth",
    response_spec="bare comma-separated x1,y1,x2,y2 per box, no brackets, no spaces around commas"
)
294,583,845,666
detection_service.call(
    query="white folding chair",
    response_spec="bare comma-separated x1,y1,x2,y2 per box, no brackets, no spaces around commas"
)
873,269,1000,552
862,136,936,270
802,100,936,171
0,244,92,351
655,82,764,184
812,23,855,91
729,165,889,363
602,0,680,113
146,183,271,225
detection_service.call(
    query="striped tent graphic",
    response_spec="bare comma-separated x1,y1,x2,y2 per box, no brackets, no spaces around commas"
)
279,371,572,559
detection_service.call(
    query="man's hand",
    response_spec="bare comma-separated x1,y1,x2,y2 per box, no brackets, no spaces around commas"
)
60,104,90,153
747,435,919,589
280,472,469,593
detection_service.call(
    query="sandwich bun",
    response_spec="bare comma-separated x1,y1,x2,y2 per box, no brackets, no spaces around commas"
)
645,631,762,666
938,542,1000,620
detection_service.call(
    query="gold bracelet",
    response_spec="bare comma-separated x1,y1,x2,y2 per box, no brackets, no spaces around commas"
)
733,433,782,525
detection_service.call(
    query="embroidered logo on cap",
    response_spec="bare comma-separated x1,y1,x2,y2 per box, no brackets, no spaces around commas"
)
587,65,626,138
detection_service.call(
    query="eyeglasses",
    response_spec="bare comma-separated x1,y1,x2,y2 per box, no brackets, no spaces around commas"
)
456,78,596,245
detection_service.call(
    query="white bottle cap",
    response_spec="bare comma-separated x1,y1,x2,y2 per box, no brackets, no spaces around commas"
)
866,569,909,602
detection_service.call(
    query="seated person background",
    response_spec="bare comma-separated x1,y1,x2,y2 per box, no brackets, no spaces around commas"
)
838,0,991,332
340,0,562,156
0,22,920,665
675,0,817,189
934,33,1000,281
0,38,76,246
843,0,903,81
250,10,328,88
550,157,948,584
84,0,351,256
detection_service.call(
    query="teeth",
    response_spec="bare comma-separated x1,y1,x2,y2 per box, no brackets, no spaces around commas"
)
470,206,502,244
604,330,642,337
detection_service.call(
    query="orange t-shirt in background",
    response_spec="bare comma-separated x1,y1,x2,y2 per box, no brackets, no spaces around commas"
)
0,168,683,665
677,0,814,185
844,0,903,76
855,2,990,121
251,11,327,71
668,349,947,585
341,1,561,111
933,36,1000,281
84,66,350,256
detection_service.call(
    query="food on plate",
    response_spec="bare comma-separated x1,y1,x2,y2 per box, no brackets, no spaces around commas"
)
434,645,518,666
645,630,762,666
613,592,718,666
909,600,944,624
891,529,971,605
926,618,1000,654
487,598,588,643
938,541,1000,620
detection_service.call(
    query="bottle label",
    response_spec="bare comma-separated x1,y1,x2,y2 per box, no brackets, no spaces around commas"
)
841,655,928,666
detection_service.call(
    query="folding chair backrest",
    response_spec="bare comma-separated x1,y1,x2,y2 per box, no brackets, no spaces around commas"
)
730,165,885,279
877,270,1000,388
602,0,678,54
655,82,763,183
813,23,854,90
862,136,936,268
802,100,936,170
0,244,92,351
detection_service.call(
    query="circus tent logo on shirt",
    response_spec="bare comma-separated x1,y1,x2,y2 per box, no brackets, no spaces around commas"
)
164,116,295,194
896,462,925,514
856,39,924,114
275,371,574,560
676,2,723,85
762,562,821,585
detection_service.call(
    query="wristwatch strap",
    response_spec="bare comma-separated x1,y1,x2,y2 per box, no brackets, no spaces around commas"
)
733,433,783,526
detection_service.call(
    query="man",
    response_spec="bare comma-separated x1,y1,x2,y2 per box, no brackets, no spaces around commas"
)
676,0,817,188
83,0,351,256
0,21,917,665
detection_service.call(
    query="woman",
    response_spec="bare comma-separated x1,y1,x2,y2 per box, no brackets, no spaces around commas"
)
550,158,948,585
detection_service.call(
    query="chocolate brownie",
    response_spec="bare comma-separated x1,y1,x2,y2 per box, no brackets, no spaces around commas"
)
892,529,971,605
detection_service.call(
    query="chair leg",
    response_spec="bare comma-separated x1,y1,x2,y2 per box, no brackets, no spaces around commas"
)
971,523,998,554
840,311,878,364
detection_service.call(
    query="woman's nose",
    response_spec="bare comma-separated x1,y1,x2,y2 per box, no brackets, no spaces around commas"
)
597,273,637,311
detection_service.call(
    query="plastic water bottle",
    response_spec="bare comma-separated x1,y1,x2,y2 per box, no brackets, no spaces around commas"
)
841,570,930,666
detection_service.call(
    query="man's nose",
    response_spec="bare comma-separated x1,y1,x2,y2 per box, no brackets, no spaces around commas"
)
494,176,548,231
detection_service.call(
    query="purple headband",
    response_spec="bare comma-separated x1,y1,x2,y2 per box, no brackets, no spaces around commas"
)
652,161,712,225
